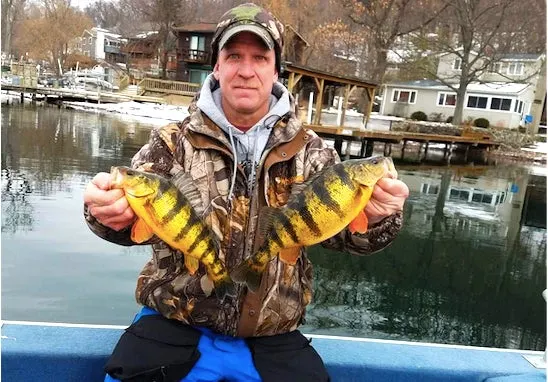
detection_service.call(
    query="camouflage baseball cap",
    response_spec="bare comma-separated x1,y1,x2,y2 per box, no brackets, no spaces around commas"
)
211,3,285,71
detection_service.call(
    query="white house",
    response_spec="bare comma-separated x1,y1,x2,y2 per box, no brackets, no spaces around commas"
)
381,52,546,130
76,27,126,64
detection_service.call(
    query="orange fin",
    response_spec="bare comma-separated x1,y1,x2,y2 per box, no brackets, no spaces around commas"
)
184,256,200,275
348,210,368,234
279,247,301,265
131,218,155,243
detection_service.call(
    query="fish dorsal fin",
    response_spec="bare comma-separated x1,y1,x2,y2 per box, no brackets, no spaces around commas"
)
171,170,205,217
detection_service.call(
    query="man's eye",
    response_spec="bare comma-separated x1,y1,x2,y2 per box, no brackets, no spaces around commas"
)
228,53,240,60
255,56,267,61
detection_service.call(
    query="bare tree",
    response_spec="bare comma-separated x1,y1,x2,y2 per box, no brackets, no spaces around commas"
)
402,0,544,126
12,0,92,74
1,0,26,55
337,0,450,82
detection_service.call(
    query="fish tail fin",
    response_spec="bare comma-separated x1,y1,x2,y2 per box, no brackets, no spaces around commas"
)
231,259,264,292
213,274,237,302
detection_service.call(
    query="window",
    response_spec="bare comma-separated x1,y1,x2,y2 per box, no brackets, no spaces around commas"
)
489,62,502,73
507,62,524,75
514,100,524,114
421,183,439,195
449,188,469,201
189,69,210,85
490,97,512,111
190,35,206,51
438,92,457,106
391,89,417,104
467,95,488,109
453,58,462,70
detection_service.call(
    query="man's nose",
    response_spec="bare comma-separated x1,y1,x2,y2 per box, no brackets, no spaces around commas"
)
237,59,255,78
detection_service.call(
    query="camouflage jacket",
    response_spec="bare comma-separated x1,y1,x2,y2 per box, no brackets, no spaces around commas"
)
85,96,403,337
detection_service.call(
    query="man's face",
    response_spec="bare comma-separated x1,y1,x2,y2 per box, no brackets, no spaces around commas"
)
214,31,278,125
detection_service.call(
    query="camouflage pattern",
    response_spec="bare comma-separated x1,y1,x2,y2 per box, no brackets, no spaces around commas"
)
84,90,404,337
211,3,285,71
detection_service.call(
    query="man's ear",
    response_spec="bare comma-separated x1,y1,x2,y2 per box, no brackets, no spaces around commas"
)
213,63,220,80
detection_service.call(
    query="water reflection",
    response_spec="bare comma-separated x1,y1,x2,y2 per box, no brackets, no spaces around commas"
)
1,104,545,350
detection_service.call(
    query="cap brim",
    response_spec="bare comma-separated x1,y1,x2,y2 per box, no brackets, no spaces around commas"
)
218,24,275,51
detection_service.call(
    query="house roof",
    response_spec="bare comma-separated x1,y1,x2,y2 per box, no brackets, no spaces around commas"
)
386,79,530,95
172,23,217,33
500,53,544,61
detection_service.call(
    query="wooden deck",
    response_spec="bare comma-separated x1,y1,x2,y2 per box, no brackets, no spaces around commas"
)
304,124,499,161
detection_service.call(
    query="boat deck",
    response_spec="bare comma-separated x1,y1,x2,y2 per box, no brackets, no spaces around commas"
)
1,321,545,381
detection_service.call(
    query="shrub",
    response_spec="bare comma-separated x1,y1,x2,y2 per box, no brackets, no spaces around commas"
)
410,111,427,121
429,112,444,122
473,118,490,128
446,116,453,123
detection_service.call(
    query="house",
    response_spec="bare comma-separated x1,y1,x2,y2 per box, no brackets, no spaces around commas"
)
381,51,546,131
77,27,126,64
122,31,178,79
171,23,217,84
381,79,532,128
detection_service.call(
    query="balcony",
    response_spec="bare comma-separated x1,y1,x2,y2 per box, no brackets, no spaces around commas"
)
180,49,209,64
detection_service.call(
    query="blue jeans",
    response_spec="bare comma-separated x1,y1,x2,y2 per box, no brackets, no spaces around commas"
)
104,307,262,382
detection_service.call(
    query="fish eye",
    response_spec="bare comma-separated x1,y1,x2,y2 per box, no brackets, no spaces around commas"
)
127,169,135,175
371,158,378,165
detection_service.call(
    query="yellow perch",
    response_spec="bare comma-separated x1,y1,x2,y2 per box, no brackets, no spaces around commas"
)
231,156,397,292
110,166,236,301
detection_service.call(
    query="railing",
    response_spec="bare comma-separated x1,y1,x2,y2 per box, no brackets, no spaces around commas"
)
138,77,201,96
180,49,209,64
117,74,130,91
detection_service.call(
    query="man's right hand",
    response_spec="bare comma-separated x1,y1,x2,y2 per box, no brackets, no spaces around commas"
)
84,172,136,231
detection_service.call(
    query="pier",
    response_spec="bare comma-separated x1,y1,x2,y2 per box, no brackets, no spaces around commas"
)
305,124,498,162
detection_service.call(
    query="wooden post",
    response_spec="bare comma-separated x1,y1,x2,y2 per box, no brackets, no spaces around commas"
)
423,142,429,160
362,87,376,128
339,84,353,127
313,78,324,125
365,140,375,157
401,140,407,159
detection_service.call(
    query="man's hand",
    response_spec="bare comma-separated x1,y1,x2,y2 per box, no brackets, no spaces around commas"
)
84,172,136,231
365,177,409,226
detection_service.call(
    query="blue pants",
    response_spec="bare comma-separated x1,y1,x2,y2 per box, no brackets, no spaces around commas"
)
105,307,262,382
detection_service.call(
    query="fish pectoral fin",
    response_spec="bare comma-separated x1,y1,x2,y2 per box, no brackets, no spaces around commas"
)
279,247,301,266
184,256,200,275
131,218,155,243
348,210,369,234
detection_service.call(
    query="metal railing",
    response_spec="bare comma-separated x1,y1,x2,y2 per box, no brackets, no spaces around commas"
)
180,49,209,64
138,77,200,96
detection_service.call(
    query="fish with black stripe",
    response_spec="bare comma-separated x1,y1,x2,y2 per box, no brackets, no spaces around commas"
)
231,156,398,292
110,166,236,301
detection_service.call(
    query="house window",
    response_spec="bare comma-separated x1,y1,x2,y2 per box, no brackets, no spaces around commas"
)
489,62,502,72
507,62,524,75
190,35,206,51
438,92,457,106
391,89,417,104
421,183,439,195
453,58,462,70
490,97,512,111
449,188,469,201
514,100,524,114
467,95,488,109
189,69,210,85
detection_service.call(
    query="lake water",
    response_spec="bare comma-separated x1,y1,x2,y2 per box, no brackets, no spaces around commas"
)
1,102,546,351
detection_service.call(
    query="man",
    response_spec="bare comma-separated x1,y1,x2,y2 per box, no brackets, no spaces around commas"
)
84,3,409,381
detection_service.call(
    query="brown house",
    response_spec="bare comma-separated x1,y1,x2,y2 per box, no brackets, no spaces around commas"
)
172,23,217,84
122,32,178,79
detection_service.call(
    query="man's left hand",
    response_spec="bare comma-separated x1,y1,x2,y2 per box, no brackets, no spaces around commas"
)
365,178,409,226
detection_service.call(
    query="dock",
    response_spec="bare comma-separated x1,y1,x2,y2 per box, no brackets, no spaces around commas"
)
305,124,499,161
1,83,166,104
